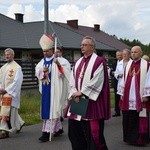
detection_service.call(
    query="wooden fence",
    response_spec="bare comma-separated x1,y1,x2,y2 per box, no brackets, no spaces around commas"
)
0,59,114,89
20,60,39,89
0,60,39,89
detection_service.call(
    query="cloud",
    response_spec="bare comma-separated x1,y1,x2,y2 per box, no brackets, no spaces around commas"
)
0,0,42,5
6,4,24,19
134,22,144,31
0,0,149,44
24,5,42,22
3,3,42,22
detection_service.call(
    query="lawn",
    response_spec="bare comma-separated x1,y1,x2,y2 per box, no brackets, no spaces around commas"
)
110,91,115,108
19,89,41,125
19,89,115,125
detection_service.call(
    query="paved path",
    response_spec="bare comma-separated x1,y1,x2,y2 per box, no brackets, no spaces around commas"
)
0,116,150,150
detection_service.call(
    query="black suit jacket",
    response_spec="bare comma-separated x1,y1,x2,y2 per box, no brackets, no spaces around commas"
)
110,60,118,93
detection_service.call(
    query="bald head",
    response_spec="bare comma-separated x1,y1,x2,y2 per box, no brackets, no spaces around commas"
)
131,46,143,61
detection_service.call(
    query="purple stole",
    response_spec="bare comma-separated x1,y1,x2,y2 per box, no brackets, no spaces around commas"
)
121,60,150,145
121,60,142,111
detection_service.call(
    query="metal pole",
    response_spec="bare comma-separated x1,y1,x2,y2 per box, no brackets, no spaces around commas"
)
52,33,57,53
44,0,52,141
44,0,49,34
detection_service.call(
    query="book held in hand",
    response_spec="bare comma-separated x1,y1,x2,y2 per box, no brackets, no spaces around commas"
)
70,95,89,116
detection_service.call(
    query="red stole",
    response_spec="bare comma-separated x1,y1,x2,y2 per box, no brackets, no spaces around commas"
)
0,94,12,121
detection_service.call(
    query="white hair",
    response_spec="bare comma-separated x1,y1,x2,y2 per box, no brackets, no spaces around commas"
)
4,48,15,56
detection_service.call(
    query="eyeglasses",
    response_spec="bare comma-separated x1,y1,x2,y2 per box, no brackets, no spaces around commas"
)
80,44,93,47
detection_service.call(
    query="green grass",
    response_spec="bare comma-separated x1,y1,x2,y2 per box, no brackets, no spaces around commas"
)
19,89,42,125
110,92,115,108
19,89,115,126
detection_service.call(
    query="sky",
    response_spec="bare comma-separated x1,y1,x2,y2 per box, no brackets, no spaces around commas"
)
0,0,150,45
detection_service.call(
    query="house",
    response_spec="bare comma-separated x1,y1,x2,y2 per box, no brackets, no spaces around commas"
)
0,13,130,62
56,20,130,58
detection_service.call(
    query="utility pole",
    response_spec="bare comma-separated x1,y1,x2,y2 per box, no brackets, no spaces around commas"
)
44,0,49,34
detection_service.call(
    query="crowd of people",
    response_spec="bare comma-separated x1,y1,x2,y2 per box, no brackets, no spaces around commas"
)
0,34,150,150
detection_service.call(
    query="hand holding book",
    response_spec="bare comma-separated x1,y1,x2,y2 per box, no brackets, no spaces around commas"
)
70,95,89,116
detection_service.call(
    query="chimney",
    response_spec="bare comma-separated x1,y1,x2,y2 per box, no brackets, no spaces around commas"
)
67,19,78,29
15,13,24,23
94,24,100,31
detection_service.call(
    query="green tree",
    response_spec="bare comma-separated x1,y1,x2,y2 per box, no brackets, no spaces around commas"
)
119,38,150,56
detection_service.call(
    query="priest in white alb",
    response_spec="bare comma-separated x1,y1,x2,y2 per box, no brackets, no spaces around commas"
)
118,46,150,146
65,36,110,150
35,34,70,142
0,48,24,139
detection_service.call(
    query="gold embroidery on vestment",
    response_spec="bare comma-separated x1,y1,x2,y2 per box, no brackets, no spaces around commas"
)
8,69,14,77
129,68,140,76
42,67,50,85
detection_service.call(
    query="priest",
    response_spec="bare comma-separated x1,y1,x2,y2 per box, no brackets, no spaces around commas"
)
118,46,150,146
35,34,70,142
0,48,24,139
66,36,110,150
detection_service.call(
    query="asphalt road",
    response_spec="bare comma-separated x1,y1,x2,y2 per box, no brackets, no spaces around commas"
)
0,115,150,150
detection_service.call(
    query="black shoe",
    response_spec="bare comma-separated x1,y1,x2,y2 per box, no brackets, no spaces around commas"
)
112,113,121,117
39,132,50,142
39,132,46,140
0,131,9,139
53,129,64,137
16,123,25,134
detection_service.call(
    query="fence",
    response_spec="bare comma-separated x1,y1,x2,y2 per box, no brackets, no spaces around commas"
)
0,60,39,89
0,59,114,89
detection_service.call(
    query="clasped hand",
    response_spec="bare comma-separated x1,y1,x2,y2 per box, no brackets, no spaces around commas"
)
54,58,60,66
72,91,82,103
0,88,6,94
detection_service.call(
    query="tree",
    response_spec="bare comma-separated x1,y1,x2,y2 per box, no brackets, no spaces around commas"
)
119,38,150,56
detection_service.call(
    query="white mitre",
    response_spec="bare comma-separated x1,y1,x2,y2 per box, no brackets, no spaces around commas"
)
39,34,54,50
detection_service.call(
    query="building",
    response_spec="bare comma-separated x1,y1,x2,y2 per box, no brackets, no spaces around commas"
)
0,13,130,62
0,13,130,88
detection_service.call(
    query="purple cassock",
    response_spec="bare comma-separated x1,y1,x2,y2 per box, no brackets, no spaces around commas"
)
67,54,111,120
120,59,150,145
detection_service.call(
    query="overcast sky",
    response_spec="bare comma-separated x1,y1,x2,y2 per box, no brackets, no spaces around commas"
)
0,0,150,45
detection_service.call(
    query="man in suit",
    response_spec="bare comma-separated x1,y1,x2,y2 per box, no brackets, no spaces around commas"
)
111,50,123,117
